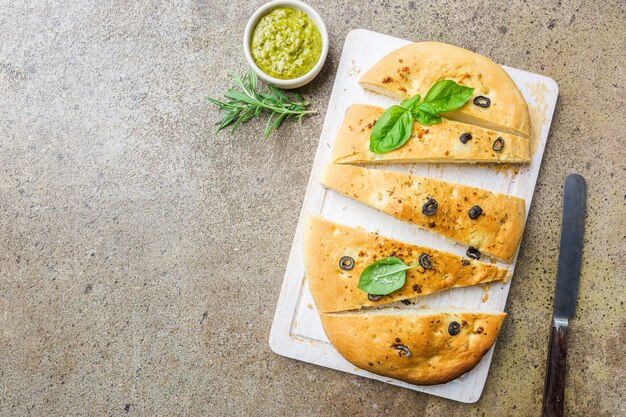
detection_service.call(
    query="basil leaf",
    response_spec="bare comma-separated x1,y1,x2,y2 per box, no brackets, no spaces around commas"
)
411,107,442,125
357,257,417,295
400,94,421,111
414,102,436,115
421,80,474,114
369,106,413,153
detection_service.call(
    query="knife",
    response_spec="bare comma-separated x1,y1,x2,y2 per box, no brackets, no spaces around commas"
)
541,173,587,417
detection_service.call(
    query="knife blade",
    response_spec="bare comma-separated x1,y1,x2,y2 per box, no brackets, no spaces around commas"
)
542,173,587,417
553,173,587,321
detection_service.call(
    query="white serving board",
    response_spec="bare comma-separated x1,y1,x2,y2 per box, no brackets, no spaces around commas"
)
269,29,558,403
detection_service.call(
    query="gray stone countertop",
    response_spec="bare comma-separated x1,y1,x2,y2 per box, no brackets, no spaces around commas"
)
0,1,624,416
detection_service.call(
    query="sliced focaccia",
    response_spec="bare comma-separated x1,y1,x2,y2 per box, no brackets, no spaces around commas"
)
320,164,525,262
303,216,509,313
320,308,506,385
359,42,530,138
332,104,530,164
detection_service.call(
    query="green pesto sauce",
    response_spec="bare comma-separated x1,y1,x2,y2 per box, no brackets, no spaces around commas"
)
251,7,322,80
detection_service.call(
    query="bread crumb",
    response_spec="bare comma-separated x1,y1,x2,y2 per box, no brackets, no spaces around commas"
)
347,59,361,78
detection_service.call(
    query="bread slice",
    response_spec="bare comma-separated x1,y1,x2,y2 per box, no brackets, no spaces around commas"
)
303,216,509,313
332,104,531,164
320,164,525,262
359,42,530,138
320,308,506,385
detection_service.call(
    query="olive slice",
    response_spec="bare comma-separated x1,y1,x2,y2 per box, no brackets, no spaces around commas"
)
392,344,411,357
492,137,505,151
367,294,382,301
466,247,481,260
339,256,354,270
448,321,461,336
400,299,412,305
418,253,432,270
473,96,491,107
422,198,438,216
468,205,483,219
459,132,472,144
462,259,471,266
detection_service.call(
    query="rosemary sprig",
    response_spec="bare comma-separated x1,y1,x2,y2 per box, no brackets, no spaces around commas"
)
207,70,315,138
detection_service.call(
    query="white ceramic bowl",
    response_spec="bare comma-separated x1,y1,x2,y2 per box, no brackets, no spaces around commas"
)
243,0,329,89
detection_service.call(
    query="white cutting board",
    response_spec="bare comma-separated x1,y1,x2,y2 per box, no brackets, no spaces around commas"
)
269,29,558,403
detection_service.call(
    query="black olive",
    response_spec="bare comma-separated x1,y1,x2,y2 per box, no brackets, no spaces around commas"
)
468,205,483,219
492,137,505,151
418,253,432,270
339,256,354,270
459,132,472,144
448,321,461,336
368,294,382,301
466,247,481,260
422,198,438,216
400,299,412,305
473,96,491,107
392,344,411,358
462,259,471,266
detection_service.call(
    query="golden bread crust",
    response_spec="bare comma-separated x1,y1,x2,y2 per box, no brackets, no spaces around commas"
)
320,310,506,385
359,42,531,138
303,216,509,313
332,104,531,164
320,164,525,262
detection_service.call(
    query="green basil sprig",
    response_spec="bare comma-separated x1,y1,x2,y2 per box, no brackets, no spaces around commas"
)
357,257,418,296
369,80,474,154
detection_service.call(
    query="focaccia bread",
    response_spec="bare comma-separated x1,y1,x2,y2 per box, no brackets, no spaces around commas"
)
304,216,509,313
320,308,506,385
332,104,531,164
320,164,525,262
359,42,530,138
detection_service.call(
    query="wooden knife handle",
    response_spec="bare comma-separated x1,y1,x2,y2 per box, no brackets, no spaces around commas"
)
542,324,568,417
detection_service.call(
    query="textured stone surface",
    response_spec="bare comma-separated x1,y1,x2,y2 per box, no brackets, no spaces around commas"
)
0,1,624,416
